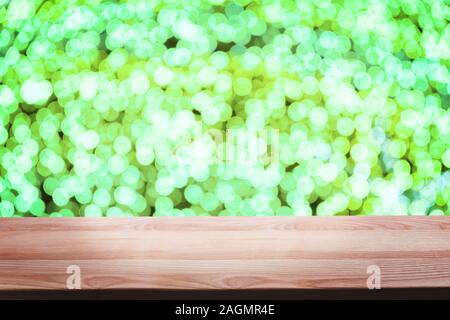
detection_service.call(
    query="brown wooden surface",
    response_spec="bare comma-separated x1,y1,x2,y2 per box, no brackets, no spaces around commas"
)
0,217,449,290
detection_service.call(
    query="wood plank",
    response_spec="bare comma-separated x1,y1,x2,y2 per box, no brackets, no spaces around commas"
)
0,217,449,289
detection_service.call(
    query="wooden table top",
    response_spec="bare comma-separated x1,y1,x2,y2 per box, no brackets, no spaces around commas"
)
0,216,449,290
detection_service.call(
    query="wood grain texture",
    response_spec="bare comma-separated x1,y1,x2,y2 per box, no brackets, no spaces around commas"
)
0,217,449,290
